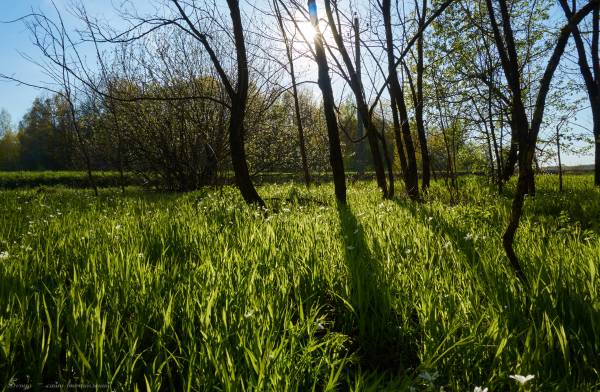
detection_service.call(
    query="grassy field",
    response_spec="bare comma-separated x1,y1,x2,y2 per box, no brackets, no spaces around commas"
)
0,174,598,391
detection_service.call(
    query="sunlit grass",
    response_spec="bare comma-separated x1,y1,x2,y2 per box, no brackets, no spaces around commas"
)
0,175,598,390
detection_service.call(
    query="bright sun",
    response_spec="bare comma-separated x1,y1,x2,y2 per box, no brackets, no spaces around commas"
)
296,20,316,43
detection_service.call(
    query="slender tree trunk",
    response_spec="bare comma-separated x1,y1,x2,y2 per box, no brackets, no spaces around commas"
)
117,133,125,194
558,0,600,185
416,0,430,191
389,87,409,180
527,166,536,196
230,101,264,206
309,0,346,203
364,120,389,197
228,0,264,206
354,16,366,173
491,117,502,193
593,99,600,186
502,169,531,288
593,4,600,186
382,0,419,200
292,77,311,188
380,128,395,198
323,0,389,198
595,133,600,186
502,135,518,181
484,125,495,179
274,0,311,186
556,124,563,192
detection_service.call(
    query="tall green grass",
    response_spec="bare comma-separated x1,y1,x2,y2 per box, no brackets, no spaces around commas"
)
0,175,598,390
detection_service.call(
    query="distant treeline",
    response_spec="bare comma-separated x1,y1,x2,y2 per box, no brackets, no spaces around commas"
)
0,88,489,191
0,171,143,190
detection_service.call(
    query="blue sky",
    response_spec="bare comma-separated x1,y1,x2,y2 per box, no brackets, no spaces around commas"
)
0,0,595,165
0,1,118,121
0,1,51,123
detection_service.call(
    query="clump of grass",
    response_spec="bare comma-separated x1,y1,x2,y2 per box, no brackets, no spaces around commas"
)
0,175,598,390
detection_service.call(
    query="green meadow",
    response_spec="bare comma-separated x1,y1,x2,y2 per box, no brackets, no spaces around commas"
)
0,174,598,391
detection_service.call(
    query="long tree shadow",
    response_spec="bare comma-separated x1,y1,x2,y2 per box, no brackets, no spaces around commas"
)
393,198,482,265
391,196,600,384
390,197,527,313
336,203,419,374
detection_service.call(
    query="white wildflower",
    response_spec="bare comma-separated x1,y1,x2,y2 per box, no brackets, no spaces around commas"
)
509,374,535,385
464,233,473,241
244,310,255,319
418,371,439,383
474,387,488,392
282,208,291,213
0,251,9,260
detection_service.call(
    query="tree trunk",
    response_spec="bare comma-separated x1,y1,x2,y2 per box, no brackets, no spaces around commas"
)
595,134,600,186
230,102,264,206
594,4,600,186
389,87,409,181
416,1,430,191
274,0,311,187
292,79,312,188
228,0,264,206
364,120,389,197
556,124,563,192
354,16,367,174
323,0,389,198
502,135,518,182
502,169,531,288
558,0,600,185
382,0,419,200
309,0,346,203
380,129,395,198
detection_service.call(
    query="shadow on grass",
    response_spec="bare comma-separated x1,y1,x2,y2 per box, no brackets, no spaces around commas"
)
335,203,419,374
392,198,482,265
391,195,600,384
391,197,530,316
